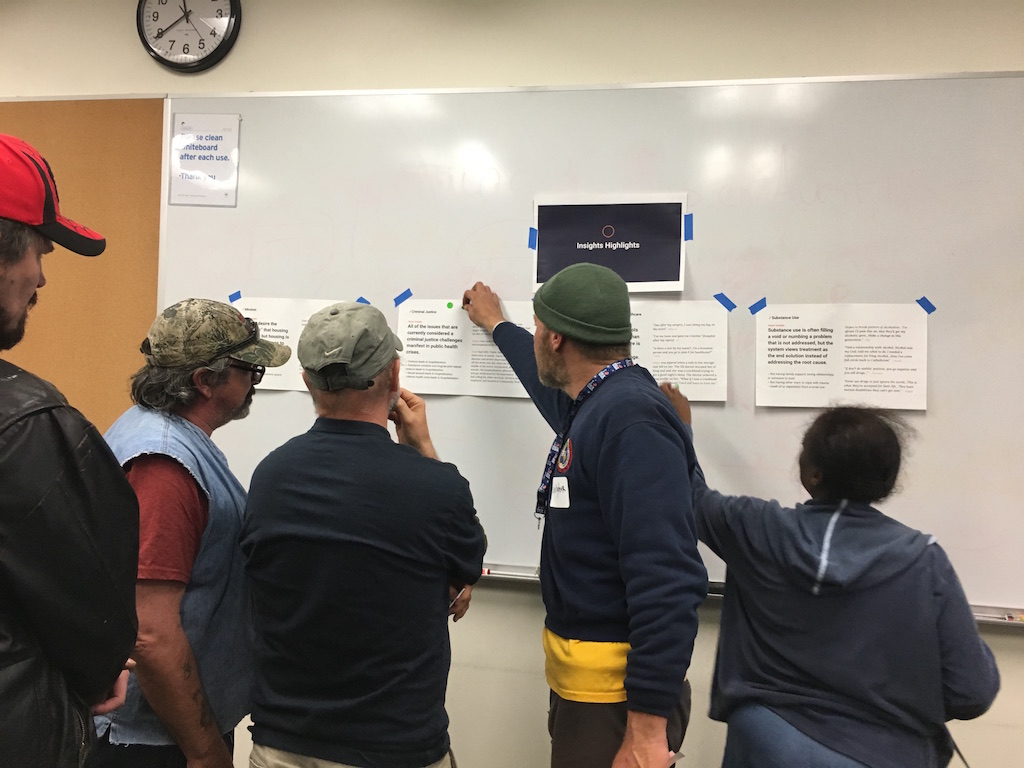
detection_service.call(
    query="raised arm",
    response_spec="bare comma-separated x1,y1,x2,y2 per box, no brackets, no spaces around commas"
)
463,280,573,430
658,382,691,425
389,388,439,460
657,381,779,561
462,281,508,331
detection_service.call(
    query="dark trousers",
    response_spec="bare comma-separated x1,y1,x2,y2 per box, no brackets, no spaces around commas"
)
85,730,234,768
548,680,691,768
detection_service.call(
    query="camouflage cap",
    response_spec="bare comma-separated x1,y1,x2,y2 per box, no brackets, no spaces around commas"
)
298,302,403,391
143,298,291,368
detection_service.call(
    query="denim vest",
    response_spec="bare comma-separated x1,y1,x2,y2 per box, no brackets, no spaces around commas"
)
95,405,253,744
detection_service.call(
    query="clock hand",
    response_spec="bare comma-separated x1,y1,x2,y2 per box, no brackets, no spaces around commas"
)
178,0,205,38
154,11,188,39
183,10,205,37
194,13,219,34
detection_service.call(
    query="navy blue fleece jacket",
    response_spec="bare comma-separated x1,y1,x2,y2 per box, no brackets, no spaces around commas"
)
690,459,999,768
494,322,707,716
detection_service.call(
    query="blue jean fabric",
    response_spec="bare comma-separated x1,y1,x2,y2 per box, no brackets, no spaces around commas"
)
86,731,234,768
722,704,868,768
97,406,253,745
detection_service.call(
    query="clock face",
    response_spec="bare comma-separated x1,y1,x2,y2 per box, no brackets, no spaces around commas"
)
137,0,241,73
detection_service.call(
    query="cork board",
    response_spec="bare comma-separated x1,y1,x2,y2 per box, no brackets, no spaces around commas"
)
0,98,162,431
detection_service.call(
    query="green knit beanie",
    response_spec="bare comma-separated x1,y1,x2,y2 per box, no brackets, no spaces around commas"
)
533,263,632,344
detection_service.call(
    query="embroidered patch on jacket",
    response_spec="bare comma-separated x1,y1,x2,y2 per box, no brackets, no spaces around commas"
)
557,438,573,472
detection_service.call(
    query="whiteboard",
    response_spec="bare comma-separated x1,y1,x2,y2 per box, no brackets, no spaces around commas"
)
161,75,1024,608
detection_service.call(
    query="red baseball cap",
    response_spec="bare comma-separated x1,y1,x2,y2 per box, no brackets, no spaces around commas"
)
0,134,105,256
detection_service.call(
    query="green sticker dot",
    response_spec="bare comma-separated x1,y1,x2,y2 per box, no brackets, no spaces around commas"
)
447,302,454,309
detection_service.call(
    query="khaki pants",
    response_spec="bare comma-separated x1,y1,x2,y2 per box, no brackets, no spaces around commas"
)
250,742,455,768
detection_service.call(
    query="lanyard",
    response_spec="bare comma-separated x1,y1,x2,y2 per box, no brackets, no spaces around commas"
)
535,358,634,523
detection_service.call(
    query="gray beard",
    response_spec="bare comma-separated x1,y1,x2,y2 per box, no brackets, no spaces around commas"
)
230,389,255,422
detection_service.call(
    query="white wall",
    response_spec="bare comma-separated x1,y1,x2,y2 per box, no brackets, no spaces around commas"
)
3,0,1024,98
3,2,1022,766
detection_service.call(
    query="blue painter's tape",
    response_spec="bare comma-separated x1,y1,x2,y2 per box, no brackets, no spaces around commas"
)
528,227,538,250
916,296,936,314
356,296,371,305
749,297,768,315
394,288,413,307
228,290,242,303
684,213,694,241
713,292,736,311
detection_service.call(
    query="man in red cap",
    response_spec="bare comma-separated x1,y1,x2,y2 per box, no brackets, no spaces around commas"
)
0,133,140,767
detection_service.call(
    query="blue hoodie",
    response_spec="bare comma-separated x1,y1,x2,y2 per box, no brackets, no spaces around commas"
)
690,461,999,768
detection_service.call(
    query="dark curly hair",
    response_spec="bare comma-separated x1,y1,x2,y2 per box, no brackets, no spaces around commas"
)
800,406,912,503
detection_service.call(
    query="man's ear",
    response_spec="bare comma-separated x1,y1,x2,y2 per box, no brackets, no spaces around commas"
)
191,367,216,400
548,331,566,353
390,357,401,393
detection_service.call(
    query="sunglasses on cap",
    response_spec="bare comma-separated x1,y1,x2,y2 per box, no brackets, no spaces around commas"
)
213,317,261,360
139,316,261,366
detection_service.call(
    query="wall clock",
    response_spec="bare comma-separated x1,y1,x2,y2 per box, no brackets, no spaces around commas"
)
137,0,241,73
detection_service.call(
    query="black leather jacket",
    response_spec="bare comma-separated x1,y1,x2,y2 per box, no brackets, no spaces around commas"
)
0,359,139,768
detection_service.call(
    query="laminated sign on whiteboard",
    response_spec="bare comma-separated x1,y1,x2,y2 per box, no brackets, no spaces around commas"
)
169,113,240,207
534,194,688,292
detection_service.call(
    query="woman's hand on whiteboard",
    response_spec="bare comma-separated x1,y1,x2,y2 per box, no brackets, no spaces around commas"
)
390,388,439,460
462,282,507,333
659,382,691,425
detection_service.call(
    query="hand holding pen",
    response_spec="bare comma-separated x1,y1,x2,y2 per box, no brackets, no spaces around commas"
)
448,584,472,622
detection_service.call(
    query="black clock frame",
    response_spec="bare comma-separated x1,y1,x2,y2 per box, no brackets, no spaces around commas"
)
136,0,242,73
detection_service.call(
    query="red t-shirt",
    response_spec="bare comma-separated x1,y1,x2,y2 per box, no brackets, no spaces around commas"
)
125,454,209,583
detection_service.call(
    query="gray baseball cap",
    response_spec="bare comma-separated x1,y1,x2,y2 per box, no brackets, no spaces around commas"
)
143,298,291,368
298,302,403,391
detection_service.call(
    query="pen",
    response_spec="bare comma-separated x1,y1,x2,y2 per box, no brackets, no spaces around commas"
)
449,587,466,609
